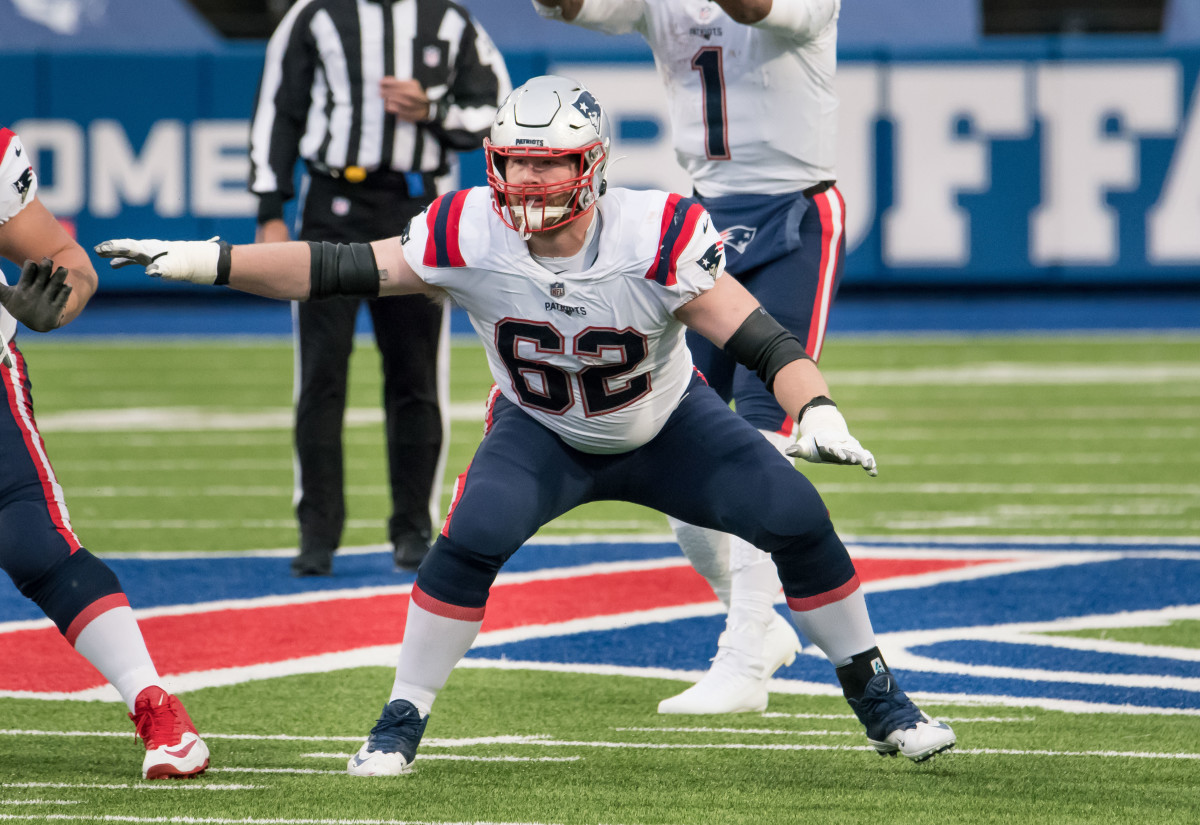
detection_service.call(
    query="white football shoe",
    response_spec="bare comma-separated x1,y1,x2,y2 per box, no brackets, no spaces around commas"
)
347,699,429,776
658,612,802,714
848,672,956,762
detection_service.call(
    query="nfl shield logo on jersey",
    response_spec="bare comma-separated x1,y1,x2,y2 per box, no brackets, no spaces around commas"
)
550,282,566,298
423,45,442,67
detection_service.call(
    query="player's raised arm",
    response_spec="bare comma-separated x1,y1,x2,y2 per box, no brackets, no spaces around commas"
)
676,274,877,476
94,236,434,302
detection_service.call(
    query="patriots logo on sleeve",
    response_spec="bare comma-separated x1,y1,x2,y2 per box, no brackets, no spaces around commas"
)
400,218,412,246
696,241,723,276
12,167,33,204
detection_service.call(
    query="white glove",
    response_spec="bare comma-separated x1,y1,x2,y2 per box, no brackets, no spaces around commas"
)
786,403,878,476
94,238,221,284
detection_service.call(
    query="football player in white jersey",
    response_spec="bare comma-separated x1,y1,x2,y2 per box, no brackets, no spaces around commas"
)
98,76,955,775
534,0,846,715
0,126,209,779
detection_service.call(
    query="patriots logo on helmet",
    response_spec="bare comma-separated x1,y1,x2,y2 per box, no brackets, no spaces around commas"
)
696,242,723,276
12,167,33,204
720,225,757,254
572,91,603,133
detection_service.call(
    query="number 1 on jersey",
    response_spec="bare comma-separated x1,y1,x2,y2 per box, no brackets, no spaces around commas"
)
692,47,730,160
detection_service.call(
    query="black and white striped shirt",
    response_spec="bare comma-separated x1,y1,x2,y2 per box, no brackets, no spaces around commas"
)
249,0,511,222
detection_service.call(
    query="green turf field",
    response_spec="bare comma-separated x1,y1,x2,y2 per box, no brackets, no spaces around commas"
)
2,332,1198,824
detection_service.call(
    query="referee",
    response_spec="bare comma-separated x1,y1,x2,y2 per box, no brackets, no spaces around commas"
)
248,0,511,577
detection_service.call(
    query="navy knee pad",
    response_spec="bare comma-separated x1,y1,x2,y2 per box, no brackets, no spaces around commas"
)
16,548,125,637
414,534,508,609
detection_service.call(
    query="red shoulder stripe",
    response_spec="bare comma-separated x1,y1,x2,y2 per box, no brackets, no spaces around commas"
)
645,195,705,287
664,202,706,287
0,128,15,160
422,190,470,268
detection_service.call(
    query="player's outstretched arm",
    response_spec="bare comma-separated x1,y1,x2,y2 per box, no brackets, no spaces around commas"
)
677,274,877,475
95,236,433,302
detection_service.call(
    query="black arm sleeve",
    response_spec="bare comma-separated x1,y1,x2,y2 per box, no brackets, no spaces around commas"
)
722,307,812,392
307,242,382,300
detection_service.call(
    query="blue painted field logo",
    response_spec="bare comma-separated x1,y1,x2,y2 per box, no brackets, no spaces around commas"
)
1,538,1197,714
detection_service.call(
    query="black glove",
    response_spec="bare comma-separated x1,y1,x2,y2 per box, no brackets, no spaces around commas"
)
0,258,72,332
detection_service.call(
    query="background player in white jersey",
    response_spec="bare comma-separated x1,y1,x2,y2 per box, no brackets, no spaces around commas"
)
534,0,845,715
0,126,209,779
97,75,954,776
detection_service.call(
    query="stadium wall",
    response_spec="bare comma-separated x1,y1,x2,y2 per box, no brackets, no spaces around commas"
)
2,41,1198,290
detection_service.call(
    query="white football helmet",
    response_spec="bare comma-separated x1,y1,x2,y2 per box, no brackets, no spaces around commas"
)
484,75,611,234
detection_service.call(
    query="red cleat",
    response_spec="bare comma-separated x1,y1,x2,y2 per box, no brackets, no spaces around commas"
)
129,686,210,779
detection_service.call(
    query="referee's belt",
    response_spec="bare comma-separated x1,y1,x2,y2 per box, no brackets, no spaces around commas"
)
306,161,436,198
803,180,836,198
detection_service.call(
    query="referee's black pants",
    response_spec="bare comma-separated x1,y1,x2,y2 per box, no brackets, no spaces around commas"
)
294,172,444,557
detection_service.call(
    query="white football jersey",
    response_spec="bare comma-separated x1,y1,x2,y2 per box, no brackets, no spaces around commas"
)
556,0,839,196
402,186,725,453
0,128,38,354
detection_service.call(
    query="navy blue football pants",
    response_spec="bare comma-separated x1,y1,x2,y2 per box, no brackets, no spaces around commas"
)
0,343,124,640
416,375,857,610
689,186,846,433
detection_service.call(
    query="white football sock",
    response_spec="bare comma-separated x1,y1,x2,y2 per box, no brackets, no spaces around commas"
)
789,587,877,666
71,605,161,711
671,427,794,620
726,537,782,627
389,600,482,715
668,515,731,607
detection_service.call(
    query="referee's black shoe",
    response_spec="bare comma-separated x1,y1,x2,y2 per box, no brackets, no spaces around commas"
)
291,546,334,577
392,536,429,572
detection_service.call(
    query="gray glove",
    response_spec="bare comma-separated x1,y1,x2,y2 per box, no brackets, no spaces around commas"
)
0,258,71,332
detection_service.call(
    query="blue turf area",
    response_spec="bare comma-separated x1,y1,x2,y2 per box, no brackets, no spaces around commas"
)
29,288,1200,339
